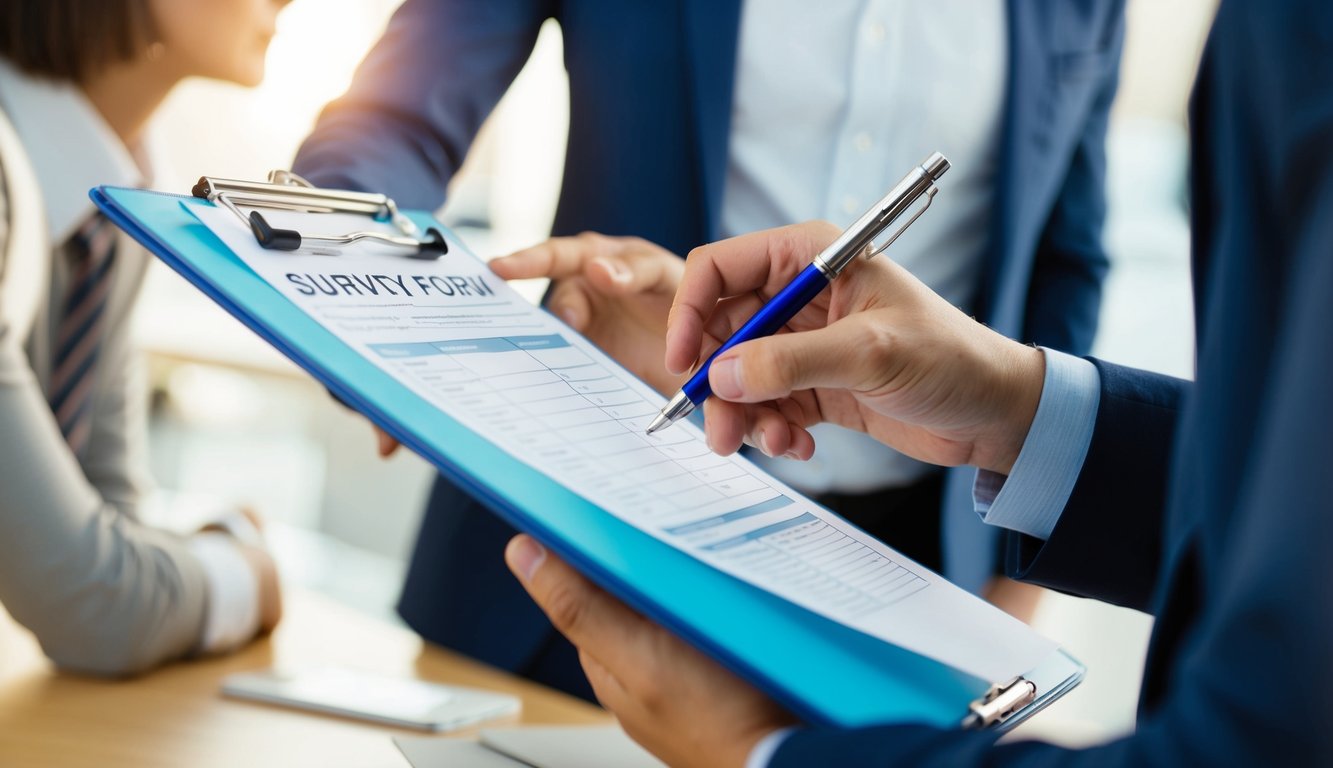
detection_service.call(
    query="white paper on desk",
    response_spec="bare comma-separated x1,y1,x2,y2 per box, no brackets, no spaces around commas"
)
394,729,665,768
480,726,666,768
394,737,528,768
193,206,1056,684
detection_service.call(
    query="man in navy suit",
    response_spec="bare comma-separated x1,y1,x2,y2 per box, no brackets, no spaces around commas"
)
501,1,1333,764
294,0,1124,699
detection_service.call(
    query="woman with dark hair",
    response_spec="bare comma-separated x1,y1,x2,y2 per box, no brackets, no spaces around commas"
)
0,0,289,675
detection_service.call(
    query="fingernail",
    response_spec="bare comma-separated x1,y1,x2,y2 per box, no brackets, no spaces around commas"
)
759,429,774,456
556,306,580,328
783,450,800,460
507,537,546,581
605,260,631,283
664,325,684,373
710,356,743,399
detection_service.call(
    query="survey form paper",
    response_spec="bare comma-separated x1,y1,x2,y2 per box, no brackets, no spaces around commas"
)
194,207,1056,684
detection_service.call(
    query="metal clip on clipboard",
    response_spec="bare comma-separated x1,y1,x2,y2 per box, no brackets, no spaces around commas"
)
192,170,448,260
962,677,1037,730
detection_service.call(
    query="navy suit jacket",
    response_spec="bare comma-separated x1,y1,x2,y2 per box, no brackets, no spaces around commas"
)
294,0,1123,695
771,2,1333,763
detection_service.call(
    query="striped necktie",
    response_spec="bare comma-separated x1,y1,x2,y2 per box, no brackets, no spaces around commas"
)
49,215,118,457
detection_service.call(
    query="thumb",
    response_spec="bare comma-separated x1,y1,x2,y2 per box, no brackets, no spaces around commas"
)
546,279,593,331
375,427,401,457
708,320,875,403
505,535,647,674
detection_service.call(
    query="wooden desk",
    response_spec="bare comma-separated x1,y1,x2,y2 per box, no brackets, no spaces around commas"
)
0,590,611,767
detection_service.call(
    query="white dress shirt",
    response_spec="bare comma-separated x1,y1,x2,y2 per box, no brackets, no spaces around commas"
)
722,0,1007,493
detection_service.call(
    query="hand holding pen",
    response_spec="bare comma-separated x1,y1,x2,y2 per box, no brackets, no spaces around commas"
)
658,214,1047,477
647,153,951,435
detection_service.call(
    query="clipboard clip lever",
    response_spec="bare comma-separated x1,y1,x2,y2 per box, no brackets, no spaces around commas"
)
962,676,1036,730
192,170,448,260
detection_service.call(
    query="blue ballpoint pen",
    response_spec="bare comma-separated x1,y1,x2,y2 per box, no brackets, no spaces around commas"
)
645,152,950,435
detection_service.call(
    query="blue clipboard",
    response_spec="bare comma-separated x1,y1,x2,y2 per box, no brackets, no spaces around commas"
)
93,184,1082,731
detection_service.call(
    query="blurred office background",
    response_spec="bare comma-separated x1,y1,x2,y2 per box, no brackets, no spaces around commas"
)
136,0,1216,748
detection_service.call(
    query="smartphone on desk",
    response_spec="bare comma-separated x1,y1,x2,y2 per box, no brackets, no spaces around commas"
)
221,666,521,731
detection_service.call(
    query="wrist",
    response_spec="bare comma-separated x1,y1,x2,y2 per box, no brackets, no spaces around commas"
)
197,509,281,636
238,542,283,634
201,508,265,547
187,533,263,653
982,342,1046,476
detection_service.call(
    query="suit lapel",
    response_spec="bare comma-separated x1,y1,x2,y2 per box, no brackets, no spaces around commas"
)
681,0,744,243
983,0,1044,331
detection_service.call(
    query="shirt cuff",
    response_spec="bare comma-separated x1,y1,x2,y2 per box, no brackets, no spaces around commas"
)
745,727,798,768
187,532,262,654
972,348,1100,540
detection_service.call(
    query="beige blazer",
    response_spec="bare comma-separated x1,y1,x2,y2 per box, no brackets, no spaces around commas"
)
0,106,209,675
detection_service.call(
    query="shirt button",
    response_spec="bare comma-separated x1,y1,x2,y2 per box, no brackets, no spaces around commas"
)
866,22,887,44
841,195,861,215
853,132,873,152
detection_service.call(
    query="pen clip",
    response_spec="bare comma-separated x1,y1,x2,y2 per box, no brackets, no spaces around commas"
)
864,184,938,260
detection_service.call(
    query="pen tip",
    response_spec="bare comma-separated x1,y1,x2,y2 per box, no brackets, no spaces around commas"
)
645,413,668,435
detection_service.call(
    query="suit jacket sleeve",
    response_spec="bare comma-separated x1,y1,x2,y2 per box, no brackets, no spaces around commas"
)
1021,17,1123,355
0,152,208,677
1006,358,1187,612
774,5,1333,761
291,0,555,208
769,145,1333,768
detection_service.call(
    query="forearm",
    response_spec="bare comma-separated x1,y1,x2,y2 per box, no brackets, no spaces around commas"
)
17,512,211,676
292,0,552,207
294,111,464,210
0,342,210,674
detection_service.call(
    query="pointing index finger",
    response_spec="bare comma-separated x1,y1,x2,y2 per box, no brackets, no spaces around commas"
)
490,234,610,281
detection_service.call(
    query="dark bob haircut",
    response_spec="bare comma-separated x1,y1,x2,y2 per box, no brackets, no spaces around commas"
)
0,0,156,83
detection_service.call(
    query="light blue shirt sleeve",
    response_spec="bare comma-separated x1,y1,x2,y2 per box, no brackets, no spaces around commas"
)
746,727,798,768
972,348,1100,540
